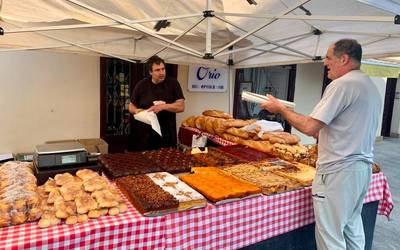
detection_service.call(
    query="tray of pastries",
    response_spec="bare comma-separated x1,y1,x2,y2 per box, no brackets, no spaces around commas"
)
115,172,207,216
100,152,164,179
37,169,128,228
187,147,246,167
265,160,316,186
140,148,202,173
0,161,42,227
217,145,276,162
179,167,261,204
221,162,303,195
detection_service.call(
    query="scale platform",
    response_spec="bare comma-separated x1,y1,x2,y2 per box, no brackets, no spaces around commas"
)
34,141,87,168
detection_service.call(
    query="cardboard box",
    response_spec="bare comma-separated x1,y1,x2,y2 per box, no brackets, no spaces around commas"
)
78,138,108,154
46,138,108,154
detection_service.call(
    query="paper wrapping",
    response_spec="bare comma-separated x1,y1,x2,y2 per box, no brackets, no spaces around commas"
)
241,91,295,109
134,111,162,136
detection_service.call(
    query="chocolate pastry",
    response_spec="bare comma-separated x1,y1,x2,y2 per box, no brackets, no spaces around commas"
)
100,152,163,179
115,175,179,214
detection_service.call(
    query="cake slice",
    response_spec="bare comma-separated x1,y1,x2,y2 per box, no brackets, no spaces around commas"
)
222,163,302,195
180,167,261,203
147,172,207,210
269,161,316,186
115,175,179,215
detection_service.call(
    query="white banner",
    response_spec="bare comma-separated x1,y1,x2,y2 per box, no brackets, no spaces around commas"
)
188,65,228,92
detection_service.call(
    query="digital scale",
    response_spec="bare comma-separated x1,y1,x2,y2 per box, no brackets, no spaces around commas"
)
34,141,88,168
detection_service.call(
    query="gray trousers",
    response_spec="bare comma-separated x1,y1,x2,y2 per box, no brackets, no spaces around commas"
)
312,161,372,250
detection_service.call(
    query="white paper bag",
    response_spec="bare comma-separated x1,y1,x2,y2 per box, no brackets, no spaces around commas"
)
241,120,284,138
134,110,162,136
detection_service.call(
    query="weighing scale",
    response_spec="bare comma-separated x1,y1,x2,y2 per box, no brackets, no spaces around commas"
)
34,141,87,168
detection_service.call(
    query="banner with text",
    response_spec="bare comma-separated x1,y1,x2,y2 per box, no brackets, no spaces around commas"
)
188,66,228,92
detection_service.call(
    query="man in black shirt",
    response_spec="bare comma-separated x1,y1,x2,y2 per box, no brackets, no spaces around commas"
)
128,56,185,151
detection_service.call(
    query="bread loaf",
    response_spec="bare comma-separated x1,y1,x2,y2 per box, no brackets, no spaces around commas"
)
226,127,250,139
202,110,233,119
224,119,255,128
221,133,243,144
195,116,206,130
261,132,300,145
212,118,227,135
182,116,196,128
241,140,274,154
204,116,216,134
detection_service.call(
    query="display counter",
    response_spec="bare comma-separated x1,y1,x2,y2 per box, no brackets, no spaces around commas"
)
0,172,392,249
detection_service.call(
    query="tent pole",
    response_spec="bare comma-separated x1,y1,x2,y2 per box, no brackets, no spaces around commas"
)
36,32,138,63
235,33,312,65
216,32,311,57
66,0,203,58
3,13,203,34
213,0,311,56
214,15,313,58
144,17,206,62
361,36,391,47
0,36,136,52
228,46,234,115
1,21,137,62
325,30,400,38
205,0,212,56
215,13,394,22
149,39,206,58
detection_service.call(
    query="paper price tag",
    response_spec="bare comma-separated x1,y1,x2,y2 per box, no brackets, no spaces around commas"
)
192,134,207,148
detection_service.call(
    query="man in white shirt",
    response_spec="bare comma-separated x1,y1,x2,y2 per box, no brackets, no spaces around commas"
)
260,39,382,250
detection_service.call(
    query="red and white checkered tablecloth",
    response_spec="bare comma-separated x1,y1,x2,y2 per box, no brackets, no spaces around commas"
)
365,172,394,218
163,172,393,250
181,127,237,146
0,201,166,250
0,172,393,250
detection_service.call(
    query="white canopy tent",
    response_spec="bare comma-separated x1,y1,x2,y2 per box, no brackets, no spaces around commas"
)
0,0,400,68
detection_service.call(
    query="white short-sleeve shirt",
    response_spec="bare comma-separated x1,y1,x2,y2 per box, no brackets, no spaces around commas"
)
310,70,382,174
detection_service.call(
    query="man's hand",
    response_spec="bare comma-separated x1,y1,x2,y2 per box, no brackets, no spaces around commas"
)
259,94,286,114
148,104,165,114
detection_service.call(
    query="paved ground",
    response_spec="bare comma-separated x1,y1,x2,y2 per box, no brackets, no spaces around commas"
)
372,137,400,250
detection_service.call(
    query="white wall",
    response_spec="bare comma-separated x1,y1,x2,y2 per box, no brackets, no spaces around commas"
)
292,63,325,144
390,78,400,136
176,65,230,128
0,51,99,153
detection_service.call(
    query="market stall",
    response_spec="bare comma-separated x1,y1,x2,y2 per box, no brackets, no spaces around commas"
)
0,170,392,249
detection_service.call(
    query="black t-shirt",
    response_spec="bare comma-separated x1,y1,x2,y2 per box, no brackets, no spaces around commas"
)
129,77,184,151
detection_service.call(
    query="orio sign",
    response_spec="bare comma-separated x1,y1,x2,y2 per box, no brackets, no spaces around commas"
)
188,65,228,92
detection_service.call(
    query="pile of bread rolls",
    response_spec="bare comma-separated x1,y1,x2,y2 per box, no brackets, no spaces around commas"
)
182,110,317,166
0,161,42,227
37,169,127,228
